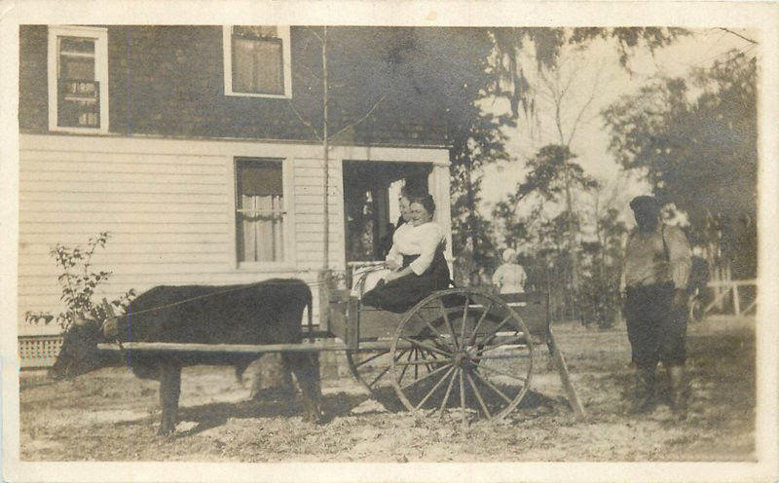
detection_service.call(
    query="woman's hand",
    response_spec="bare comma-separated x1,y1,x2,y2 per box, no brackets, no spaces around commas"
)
384,266,412,282
384,270,400,282
386,259,401,271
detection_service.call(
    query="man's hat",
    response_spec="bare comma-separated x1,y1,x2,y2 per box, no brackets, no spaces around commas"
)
629,195,661,212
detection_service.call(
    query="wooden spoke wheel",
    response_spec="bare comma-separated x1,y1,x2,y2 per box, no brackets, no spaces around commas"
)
346,345,397,395
389,288,533,422
347,342,440,408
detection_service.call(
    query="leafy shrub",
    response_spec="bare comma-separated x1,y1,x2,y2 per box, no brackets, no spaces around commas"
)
25,232,136,331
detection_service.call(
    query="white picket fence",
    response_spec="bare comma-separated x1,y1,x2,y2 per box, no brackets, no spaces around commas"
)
704,279,757,316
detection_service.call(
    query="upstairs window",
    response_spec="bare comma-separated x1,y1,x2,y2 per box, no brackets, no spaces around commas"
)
223,26,291,98
235,158,287,263
47,26,108,133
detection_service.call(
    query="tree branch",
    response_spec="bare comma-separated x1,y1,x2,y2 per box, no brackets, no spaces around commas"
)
566,65,602,146
330,93,388,141
301,26,324,44
718,28,758,45
558,69,576,102
286,100,323,142
292,63,322,82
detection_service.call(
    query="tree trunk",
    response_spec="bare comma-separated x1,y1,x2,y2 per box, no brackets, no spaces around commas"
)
322,27,330,270
465,157,477,286
563,163,579,321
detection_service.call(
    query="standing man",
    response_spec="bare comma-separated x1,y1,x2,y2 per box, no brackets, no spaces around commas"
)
622,196,692,418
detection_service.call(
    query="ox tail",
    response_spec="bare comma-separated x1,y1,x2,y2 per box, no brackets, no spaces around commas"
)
307,286,314,343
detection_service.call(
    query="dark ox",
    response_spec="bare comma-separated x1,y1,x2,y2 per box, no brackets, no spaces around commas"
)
50,278,322,435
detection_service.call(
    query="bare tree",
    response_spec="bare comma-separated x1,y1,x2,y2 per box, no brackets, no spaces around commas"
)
287,27,387,270
516,45,612,292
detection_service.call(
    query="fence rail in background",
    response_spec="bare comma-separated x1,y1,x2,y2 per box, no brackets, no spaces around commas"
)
704,279,757,316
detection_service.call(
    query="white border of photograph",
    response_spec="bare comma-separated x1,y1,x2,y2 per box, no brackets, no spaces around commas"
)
1,1,777,482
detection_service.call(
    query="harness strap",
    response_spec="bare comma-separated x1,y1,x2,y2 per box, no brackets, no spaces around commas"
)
107,279,317,320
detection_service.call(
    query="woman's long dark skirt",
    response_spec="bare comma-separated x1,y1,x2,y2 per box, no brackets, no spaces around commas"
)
361,251,451,313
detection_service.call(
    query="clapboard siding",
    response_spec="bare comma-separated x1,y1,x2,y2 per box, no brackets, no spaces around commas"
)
19,180,225,195
24,252,229,266
20,223,230,235
20,160,225,175
294,195,341,208
292,155,345,273
294,174,328,185
20,201,229,214
20,136,228,332
20,263,236,277
20,191,229,204
295,213,343,225
21,212,229,224
20,149,227,166
20,243,225,255
19,156,225,171
20,147,227,159
18,133,447,335
295,205,343,215
20,234,229,246
17,135,322,333
21,171,225,186
296,223,343,234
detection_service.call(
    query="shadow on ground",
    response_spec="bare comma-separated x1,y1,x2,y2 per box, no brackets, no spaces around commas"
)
118,384,563,437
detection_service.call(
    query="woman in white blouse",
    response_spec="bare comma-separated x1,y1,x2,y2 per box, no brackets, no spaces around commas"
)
362,194,451,313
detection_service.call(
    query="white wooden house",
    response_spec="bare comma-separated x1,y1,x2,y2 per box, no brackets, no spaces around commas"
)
18,25,453,366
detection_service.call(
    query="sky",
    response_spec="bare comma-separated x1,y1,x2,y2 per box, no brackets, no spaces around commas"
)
478,28,756,228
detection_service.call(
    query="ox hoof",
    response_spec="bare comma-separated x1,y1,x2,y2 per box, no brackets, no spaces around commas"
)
303,410,324,425
157,425,176,436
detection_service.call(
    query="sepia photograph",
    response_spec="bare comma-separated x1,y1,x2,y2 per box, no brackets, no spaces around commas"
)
1,1,777,481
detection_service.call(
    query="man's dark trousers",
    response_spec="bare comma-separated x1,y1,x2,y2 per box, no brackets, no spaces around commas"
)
625,283,687,368
625,283,688,413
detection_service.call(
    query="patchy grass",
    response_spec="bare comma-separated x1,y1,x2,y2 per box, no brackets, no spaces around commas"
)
19,317,755,462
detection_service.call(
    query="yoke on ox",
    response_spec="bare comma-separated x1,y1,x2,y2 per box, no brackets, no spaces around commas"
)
50,278,322,435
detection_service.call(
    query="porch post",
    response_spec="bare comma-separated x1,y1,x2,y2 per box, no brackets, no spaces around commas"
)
429,163,452,264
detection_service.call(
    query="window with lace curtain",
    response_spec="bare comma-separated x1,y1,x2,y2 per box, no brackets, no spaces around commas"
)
235,158,286,263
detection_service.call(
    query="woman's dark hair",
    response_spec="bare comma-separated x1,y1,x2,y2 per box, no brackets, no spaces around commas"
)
401,178,427,199
400,185,425,201
409,193,435,215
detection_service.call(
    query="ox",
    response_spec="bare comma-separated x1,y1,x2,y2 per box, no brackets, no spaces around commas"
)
49,278,322,435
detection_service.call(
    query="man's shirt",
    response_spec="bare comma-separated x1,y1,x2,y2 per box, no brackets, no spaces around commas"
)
623,224,692,289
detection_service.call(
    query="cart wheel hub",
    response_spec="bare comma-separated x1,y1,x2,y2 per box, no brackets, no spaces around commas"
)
453,351,475,368
453,352,465,367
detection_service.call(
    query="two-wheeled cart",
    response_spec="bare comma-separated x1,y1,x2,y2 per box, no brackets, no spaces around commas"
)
98,274,585,423
324,279,585,422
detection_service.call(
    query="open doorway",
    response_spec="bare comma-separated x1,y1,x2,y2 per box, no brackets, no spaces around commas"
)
342,161,431,263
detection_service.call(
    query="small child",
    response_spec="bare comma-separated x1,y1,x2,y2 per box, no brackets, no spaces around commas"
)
492,248,527,294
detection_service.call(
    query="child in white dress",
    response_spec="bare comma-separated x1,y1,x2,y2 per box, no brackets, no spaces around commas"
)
492,248,527,294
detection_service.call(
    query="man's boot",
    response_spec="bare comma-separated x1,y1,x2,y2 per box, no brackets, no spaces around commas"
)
631,365,656,414
667,365,688,420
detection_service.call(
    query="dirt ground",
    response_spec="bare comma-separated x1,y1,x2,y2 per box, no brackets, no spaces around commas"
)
18,316,755,462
